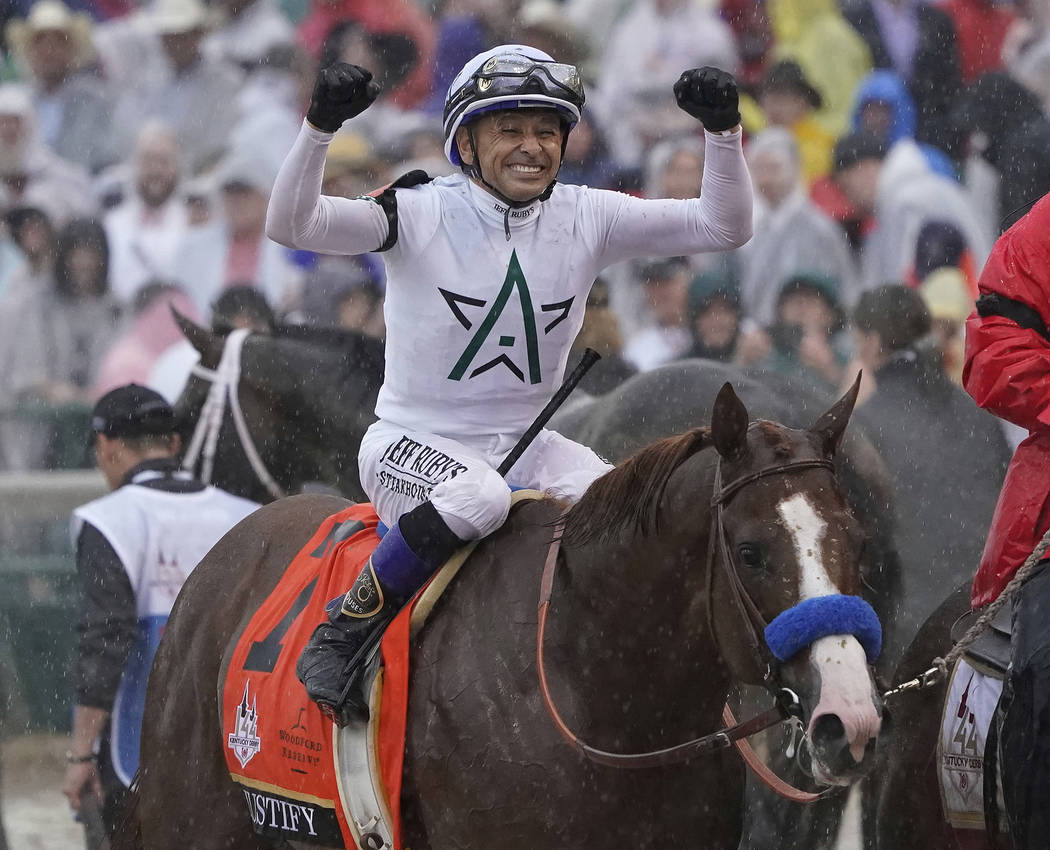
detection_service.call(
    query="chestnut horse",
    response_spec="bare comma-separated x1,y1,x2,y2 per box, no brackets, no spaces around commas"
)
117,382,883,849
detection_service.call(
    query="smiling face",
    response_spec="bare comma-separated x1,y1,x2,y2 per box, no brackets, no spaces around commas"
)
455,109,565,202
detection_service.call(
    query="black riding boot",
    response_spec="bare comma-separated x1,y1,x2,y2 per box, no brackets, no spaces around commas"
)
297,502,465,725
297,559,403,724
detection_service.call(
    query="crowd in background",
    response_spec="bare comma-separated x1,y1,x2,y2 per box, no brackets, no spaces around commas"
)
0,0,1042,469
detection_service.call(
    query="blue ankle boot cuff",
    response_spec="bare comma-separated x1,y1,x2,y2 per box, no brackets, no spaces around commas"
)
369,523,435,602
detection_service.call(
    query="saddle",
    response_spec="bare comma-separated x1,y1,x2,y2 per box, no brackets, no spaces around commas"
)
950,603,1013,679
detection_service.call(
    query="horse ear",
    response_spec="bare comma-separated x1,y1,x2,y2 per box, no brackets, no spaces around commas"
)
810,372,861,457
173,307,223,368
711,382,750,460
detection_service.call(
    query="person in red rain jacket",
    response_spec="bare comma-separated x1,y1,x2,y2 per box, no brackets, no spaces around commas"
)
963,190,1050,847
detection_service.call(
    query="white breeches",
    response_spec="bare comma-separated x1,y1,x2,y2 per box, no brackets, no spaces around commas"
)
358,420,613,540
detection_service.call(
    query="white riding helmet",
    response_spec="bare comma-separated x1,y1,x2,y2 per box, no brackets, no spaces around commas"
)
442,44,585,168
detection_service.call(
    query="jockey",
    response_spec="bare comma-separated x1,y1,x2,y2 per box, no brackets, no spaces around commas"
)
266,45,754,723
964,191,1050,847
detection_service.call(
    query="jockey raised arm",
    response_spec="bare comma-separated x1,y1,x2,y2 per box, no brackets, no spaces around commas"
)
266,44,753,724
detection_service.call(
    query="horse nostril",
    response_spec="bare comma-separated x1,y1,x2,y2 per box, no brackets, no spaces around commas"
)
810,713,856,775
812,713,846,747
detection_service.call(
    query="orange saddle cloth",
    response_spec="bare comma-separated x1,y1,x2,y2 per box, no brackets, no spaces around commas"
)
221,504,413,848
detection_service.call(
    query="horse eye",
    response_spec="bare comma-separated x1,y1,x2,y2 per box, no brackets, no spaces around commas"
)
737,543,763,568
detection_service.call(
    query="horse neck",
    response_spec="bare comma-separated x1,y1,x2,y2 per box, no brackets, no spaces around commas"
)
549,519,730,751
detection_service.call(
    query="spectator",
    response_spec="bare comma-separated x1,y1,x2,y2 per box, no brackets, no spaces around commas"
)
512,0,589,71
296,254,383,330
852,284,1010,658
831,131,991,289
0,215,121,468
950,71,1050,232
555,114,616,190
296,0,436,109
3,205,53,293
643,135,705,201
622,256,694,372
6,0,115,174
62,384,258,840
108,0,241,175
93,281,200,397
569,277,635,395
741,128,858,325
769,0,873,136
315,20,435,154
943,0,1016,84
334,275,384,338
841,0,963,152
103,123,189,307
907,219,980,296
322,132,383,198
0,82,94,224
202,0,294,71
757,59,835,183
849,69,957,178
174,149,301,316
755,272,850,391
721,0,774,87
593,0,739,169
918,265,972,384
685,269,743,362
424,0,508,116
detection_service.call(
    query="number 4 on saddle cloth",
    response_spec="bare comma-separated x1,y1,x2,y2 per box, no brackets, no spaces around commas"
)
221,495,540,850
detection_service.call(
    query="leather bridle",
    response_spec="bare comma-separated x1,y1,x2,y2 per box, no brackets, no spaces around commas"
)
705,456,837,690
536,453,841,801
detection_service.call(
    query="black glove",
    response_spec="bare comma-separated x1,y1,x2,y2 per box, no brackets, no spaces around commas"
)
306,63,381,133
673,67,740,133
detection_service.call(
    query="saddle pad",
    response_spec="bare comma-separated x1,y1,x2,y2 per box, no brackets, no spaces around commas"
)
223,491,547,849
938,658,1007,836
222,504,387,847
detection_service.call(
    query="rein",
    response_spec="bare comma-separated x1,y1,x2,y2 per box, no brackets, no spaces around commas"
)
536,456,840,802
182,329,287,501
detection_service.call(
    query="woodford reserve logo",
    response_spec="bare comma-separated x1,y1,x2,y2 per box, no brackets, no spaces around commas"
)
228,681,262,768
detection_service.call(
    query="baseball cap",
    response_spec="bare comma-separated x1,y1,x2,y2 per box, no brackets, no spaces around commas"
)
90,384,177,439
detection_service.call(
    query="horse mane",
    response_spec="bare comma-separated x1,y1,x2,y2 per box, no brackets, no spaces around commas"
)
561,428,710,548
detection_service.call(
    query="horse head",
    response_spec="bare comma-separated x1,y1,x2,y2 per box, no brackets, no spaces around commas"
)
705,377,882,786
173,311,382,502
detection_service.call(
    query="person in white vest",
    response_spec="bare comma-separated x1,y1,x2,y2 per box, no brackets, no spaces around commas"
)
266,44,754,724
61,384,258,839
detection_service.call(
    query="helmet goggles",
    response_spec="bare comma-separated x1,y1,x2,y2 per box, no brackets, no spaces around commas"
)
444,54,585,127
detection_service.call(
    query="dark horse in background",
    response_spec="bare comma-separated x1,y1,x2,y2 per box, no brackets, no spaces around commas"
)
173,314,384,504
118,382,884,849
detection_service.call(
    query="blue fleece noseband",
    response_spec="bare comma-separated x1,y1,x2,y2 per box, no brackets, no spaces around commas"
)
764,594,882,664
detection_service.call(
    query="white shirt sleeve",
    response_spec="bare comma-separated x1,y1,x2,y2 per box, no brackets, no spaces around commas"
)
590,129,754,266
265,120,389,255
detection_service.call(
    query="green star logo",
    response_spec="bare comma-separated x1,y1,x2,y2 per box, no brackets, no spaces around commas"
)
443,250,574,384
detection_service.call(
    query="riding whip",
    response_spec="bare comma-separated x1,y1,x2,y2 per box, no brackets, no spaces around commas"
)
497,347,600,476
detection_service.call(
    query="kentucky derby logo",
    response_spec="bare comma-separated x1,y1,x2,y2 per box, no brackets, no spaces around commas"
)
442,250,574,384
227,681,262,769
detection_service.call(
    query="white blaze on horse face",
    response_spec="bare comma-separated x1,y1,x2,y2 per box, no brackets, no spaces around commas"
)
776,493,833,600
777,493,880,766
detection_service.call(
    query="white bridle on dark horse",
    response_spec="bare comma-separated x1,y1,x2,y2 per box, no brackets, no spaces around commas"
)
182,328,287,501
